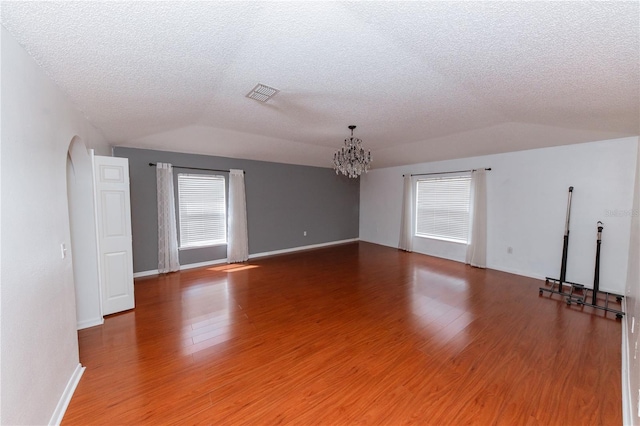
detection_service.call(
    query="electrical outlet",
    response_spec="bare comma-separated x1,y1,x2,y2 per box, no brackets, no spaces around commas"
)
303,231,307,237
60,243,67,259
507,247,513,254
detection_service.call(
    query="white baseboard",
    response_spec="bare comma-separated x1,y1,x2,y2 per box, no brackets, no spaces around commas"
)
133,269,159,278
133,258,229,278
249,238,359,260
453,263,625,295
621,297,634,425
487,265,546,281
133,239,359,278
77,317,104,330
361,240,626,294
49,363,85,426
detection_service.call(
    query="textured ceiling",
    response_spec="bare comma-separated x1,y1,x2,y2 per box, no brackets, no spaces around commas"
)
2,1,638,168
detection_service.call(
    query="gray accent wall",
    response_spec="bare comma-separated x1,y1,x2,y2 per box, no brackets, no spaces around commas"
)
114,147,360,273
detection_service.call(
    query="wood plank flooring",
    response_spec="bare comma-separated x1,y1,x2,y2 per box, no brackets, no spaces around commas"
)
63,242,622,425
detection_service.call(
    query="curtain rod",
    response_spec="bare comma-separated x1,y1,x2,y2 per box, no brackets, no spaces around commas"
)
148,163,245,174
404,167,491,177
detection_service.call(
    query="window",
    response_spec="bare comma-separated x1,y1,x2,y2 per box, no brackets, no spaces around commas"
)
177,174,226,249
415,175,471,243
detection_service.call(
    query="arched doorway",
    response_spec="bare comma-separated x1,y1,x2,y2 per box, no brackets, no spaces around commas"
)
66,136,103,329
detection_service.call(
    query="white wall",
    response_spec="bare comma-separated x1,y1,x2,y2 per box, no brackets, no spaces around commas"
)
623,139,640,424
360,137,638,294
1,27,110,425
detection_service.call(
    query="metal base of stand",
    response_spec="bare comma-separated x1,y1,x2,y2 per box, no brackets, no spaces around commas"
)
566,290,625,320
539,277,585,298
540,278,624,319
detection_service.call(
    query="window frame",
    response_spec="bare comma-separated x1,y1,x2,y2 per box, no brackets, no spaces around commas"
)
414,174,472,244
176,173,227,250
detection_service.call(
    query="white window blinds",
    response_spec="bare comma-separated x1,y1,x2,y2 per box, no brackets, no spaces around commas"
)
177,174,226,249
415,175,471,243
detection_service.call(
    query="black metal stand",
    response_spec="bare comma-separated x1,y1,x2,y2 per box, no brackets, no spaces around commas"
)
566,222,625,320
539,187,583,298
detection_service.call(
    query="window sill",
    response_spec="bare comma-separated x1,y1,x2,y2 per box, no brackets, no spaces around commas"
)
179,242,227,251
415,234,468,245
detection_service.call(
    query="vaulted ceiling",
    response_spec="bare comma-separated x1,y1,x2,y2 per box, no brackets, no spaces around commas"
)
2,1,638,168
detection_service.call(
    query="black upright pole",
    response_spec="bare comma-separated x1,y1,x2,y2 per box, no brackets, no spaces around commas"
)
558,186,573,292
591,221,603,305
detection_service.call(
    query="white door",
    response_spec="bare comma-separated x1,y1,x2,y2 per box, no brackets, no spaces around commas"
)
94,155,135,315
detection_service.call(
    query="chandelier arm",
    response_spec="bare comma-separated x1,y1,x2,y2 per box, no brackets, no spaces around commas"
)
333,125,372,178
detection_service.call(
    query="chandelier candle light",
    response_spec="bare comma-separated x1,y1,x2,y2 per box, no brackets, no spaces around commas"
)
333,125,372,178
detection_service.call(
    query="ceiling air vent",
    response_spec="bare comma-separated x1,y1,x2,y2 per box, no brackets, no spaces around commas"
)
246,83,279,102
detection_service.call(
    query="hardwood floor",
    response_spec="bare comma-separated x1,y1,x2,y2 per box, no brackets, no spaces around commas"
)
63,242,622,425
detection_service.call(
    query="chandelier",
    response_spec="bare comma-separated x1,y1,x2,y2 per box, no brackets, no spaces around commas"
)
333,125,372,178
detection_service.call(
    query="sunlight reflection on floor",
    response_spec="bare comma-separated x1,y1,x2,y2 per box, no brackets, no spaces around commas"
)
180,281,234,355
410,265,473,353
207,264,260,273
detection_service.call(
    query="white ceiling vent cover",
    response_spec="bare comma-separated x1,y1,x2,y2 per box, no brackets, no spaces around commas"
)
246,83,279,102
